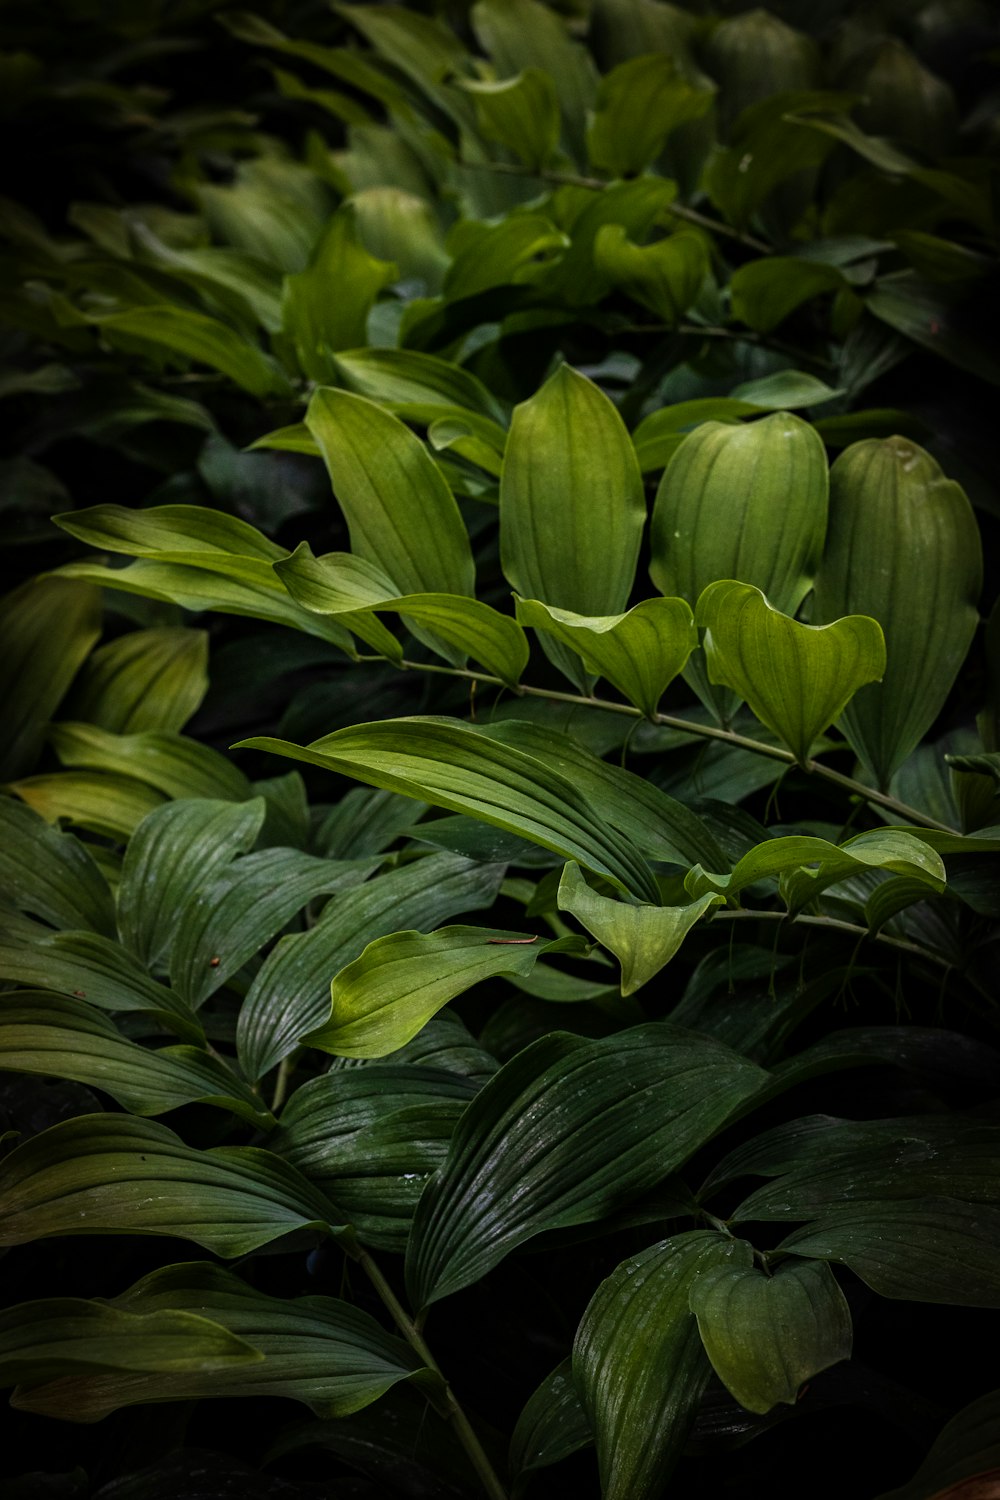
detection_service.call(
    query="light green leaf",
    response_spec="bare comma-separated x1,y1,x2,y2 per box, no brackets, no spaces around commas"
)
236,718,660,902
683,827,944,906
64,626,208,734
813,438,983,788
405,1025,769,1308
237,853,506,1081
332,346,506,422
575,1232,750,1500
281,205,397,381
514,595,696,718
0,795,114,936
500,364,645,692
48,722,252,802
594,225,709,327
538,177,676,307
729,370,845,408
442,215,570,300
10,771,165,839
650,415,829,722
427,414,505,478
0,1115,345,1257
689,1259,852,1415
460,68,560,171
558,863,723,996
731,257,848,333
471,0,598,162
697,580,886,765
0,577,102,781
587,52,713,176
96,306,290,397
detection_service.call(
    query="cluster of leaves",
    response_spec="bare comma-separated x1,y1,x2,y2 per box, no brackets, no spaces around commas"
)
2,1,1000,1497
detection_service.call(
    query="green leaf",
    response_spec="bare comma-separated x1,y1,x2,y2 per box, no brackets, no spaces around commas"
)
275,543,528,684
48,722,252,803
509,1358,592,1488
0,577,102,781
689,1259,852,1415
305,925,576,1058
0,795,114,936
500,364,646,692
558,863,723,995
0,994,271,1126
0,1295,260,1387
0,1115,345,1257
779,1200,1000,1307
405,1024,769,1308
237,853,506,1081
867,272,1000,387
281,205,397,381
813,438,983,788
729,370,845,408
117,797,265,969
10,1261,431,1422
441,216,570,301
593,225,710,327
587,53,714,176
332,346,506,422
731,257,848,333
471,0,598,162
514,595,696,718
63,626,208,734
696,580,886,765
236,718,660,902
460,69,560,171
10,771,165,840
574,1232,750,1500
650,415,829,722
97,306,290,397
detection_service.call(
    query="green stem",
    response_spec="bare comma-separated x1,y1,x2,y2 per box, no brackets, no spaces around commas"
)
270,1055,294,1113
710,907,952,973
356,654,953,833
630,319,838,372
356,1249,509,1500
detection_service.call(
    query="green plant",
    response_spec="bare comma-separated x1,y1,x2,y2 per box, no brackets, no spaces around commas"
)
1,2,999,1497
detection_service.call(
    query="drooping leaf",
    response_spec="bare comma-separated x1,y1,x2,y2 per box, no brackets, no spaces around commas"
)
731,257,848,333
63,626,209,734
332,346,506,422
48,722,252,803
0,796,115,936
689,1259,852,1415
460,69,560,171
587,52,713,176
96,306,290,397
697,580,886,765
8,771,164,840
574,1231,750,1500
509,1357,593,1489
593,225,710,327
812,437,983,788
281,205,397,382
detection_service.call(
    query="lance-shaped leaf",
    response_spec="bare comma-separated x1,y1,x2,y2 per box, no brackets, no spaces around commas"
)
778,1200,1000,1307
0,1297,260,1388
510,1357,592,1490
65,625,208,734
460,68,560,170
0,795,114,936
96,306,290,397
587,52,714,176
49,722,252,803
236,718,661,902
9,771,163,840
0,1115,346,1257
650,415,829,721
697,580,886,765
11,1262,433,1422
0,994,272,1126
281,205,397,381
558,863,723,996
276,543,528,685
684,827,945,905
575,1232,750,1500
117,797,265,969
304,926,578,1059
515,596,696,718
332,347,506,423
689,1259,852,1415
500,365,646,692
405,1025,769,1308
594,226,709,327
812,437,983,788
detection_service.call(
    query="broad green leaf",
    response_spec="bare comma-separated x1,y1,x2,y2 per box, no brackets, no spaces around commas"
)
593,225,709,327
405,1024,769,1308
0,1115,345,1257
731,257,848,333
56,502,287,564
575,1232,750,1500
333,346,506,422
650,415,829,722
0,796,114,936
704,90,845,228
509,1358,593,1488
0,913,202,1041
558,863,723,995
64,626,208,734
48,722,252,802
471,0,598,162
0,1296,259,1386
729,370,845,408
500,365,646,692
515,595,696,718
689,1259,852,1415
813,438,983,788
0,994,271,1126
237,718,661,902
633,381,843,472
0,577,102,781
460,69,560,171
427,414,505,478
779,1200,1000,1307
281,205,397,381
442,215,570,300
237,854,505,1080
169,847,378,1008
276,543,529,684
117,797,265,969
97,306,290,397
11,1261,432,1422
538,177,677,308
697,580,886,765
587,52,713,176
305,925,578,1058
10,770,164,839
